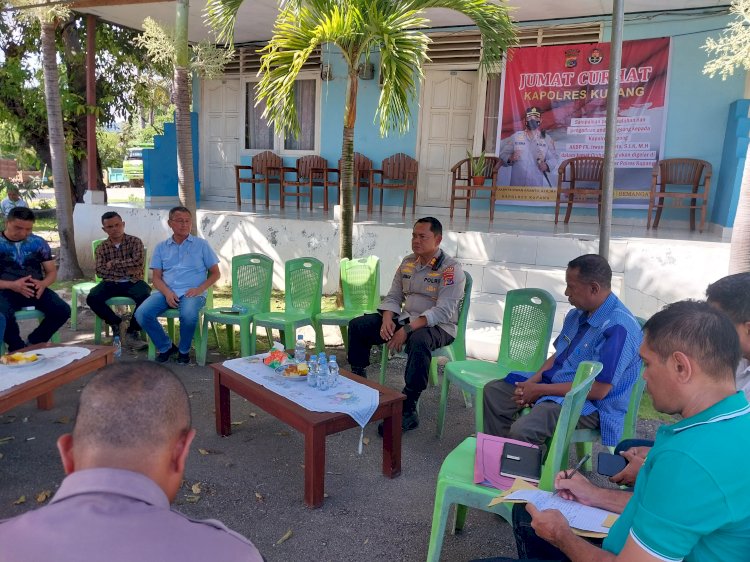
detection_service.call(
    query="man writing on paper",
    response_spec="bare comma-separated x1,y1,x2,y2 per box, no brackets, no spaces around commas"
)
482,254,642,448
0,361,264,562
496,301,750,562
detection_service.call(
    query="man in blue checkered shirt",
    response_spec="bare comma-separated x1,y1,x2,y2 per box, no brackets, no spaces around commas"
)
483,254,642,447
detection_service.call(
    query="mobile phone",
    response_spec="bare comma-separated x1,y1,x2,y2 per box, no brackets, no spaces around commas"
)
597,452,627,477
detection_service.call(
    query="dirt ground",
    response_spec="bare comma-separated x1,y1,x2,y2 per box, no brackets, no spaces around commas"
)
0,308,661,561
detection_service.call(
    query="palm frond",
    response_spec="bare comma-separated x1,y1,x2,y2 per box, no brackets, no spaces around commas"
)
204,0,245,45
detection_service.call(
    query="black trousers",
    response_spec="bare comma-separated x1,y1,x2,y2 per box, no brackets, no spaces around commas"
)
469,504,603,562
347,312,453,402
86,280,151,333
0,288,71,351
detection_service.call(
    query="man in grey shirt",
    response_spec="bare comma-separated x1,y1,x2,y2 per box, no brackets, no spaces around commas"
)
348,217,466,433
0,361,264,562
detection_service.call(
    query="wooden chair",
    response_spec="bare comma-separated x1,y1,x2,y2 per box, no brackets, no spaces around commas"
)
338,152,373,213
449,156,502,222
280,155,339,211
370,153,418,216
648,158,712,232
554,156,604,224
235,150,282,209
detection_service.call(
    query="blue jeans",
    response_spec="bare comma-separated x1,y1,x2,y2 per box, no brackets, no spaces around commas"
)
134,292,205,354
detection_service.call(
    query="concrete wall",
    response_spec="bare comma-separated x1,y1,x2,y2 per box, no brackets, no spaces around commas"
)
74,204,729,320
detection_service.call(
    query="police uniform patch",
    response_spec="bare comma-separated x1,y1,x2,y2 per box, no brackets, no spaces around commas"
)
443,266,455,286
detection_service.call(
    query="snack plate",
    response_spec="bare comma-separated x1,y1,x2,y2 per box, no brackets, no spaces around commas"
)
274,365,308,381
1,354,45,369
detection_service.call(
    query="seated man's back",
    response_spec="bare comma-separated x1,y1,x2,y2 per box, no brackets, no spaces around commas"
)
0,361,263,562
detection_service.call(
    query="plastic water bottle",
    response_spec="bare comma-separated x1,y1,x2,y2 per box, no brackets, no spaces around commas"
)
317,354,330,391
328,355,339,387
113,335,122,359
307,354,319,388
294,334,306,363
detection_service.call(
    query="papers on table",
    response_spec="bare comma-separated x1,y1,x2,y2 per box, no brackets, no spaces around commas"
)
503,488,618,535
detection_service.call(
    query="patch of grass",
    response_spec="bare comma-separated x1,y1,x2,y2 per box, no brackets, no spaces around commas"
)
34,217,57,231
638,390,679,423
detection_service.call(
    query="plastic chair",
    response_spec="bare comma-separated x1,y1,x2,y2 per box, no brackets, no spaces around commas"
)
93,247,149,344
146,286,214,360
437,288,556,438
315,256,380,352
197,253,274,366
251,257,324,352
647,158,712,232
70,239,105,330
370,153,418,216
378,272,473,388
0,310,62,354
554,156,604,224
425,361,602,562
449,156,502,222
235,150,283,208
280,155,339,212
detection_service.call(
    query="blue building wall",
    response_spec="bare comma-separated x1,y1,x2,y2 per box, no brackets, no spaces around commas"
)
143,112,201,203
191,10,747,226
713,100,750,227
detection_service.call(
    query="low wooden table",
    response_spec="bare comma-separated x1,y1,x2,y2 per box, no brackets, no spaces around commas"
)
0,344,114,414
212,362,405,508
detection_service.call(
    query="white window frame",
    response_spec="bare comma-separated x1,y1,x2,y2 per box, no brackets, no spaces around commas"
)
240,70,322,157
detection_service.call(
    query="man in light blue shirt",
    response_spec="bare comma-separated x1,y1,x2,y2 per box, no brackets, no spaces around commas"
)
135,207,220,364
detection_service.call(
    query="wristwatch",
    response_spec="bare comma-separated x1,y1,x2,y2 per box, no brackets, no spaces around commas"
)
403,324,413,335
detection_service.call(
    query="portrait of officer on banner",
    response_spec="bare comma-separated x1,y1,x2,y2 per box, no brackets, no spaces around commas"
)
498,106,560,189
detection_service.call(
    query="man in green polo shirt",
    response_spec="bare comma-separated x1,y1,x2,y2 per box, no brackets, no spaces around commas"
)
518,300,750,561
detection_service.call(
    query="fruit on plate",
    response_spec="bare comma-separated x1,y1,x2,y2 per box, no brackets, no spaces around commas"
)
283,365,302,377
0,352,38,365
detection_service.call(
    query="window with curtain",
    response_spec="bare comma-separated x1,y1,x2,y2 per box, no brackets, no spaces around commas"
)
244,77,319,153
482,74,502,154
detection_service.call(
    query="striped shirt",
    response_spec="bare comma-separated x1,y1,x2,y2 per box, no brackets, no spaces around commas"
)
95,234,145,282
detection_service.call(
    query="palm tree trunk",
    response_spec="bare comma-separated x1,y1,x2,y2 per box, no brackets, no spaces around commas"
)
40,20,83,279
729,144,750,273
174,0,197,233
339,71,358,262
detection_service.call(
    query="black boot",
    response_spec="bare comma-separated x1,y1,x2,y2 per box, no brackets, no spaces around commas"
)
378,393,419,436
351,366,367,379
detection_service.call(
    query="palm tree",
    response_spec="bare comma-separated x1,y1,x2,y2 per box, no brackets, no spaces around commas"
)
206,0,515,261
14,1,83,278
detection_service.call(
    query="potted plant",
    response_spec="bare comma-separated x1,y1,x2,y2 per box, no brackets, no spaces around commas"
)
467,149,487,185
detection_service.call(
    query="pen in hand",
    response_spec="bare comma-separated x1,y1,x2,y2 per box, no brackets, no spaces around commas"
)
552,453,591,497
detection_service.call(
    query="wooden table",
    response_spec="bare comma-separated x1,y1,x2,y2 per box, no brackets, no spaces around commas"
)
212,362,405,508
0,344,114,414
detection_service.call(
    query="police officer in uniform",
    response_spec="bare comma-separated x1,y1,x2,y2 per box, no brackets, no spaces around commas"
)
348,217,466,433
498,106,559,187
0,361,264,562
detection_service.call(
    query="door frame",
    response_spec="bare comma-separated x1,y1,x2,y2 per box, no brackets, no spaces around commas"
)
414,63,490,207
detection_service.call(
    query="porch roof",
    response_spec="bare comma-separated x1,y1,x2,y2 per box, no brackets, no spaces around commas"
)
72,0,729,44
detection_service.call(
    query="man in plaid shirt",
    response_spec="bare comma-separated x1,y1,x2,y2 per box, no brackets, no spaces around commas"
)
86,212,151,349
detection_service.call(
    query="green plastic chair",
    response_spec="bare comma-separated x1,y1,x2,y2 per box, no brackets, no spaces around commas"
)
0,310,62,354
197,253,274,366
569,316,647,471
93,247,149,344
146,286,214,360
70,239,105,330
378,272,473,387
437,288,556,438
251,257,324,352
315,256,380,352
425,361,602,562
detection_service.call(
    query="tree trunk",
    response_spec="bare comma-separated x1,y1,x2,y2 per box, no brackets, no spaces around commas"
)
40,20,83,279
339,71,358,263
729,143,750,273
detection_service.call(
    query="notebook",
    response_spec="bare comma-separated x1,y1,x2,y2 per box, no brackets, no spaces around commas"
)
499,442,542,483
